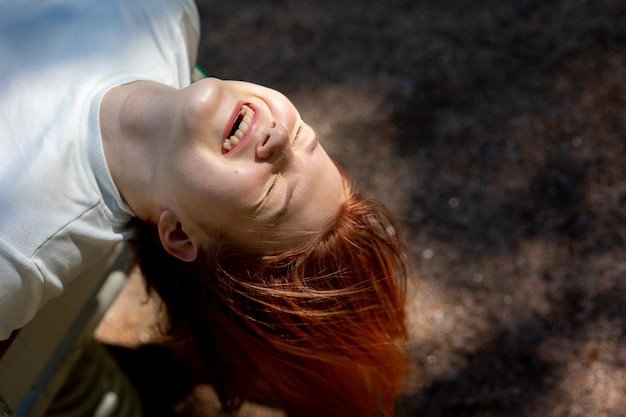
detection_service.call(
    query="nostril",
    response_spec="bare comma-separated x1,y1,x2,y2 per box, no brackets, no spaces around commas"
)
256,122,290,161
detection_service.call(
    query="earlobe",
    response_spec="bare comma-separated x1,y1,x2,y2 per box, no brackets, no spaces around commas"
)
157,210,199,262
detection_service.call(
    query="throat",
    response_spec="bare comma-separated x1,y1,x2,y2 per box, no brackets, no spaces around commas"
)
100,81,175,221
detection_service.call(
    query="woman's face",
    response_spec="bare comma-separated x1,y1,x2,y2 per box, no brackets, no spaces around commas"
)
163,78,346,250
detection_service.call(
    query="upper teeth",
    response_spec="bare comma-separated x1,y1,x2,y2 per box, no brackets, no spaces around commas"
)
223,105,255,153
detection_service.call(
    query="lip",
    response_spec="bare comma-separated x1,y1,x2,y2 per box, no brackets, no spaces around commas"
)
222,102,258,156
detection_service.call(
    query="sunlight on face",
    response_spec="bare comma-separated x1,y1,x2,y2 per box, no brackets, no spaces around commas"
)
165,78,347,251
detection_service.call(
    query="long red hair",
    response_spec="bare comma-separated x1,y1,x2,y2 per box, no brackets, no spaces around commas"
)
131,181,414,417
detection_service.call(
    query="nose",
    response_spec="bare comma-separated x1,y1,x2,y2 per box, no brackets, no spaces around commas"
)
255,121,292,162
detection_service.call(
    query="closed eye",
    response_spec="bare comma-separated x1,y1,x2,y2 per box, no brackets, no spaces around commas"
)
292,124,303,147
266,172,280,198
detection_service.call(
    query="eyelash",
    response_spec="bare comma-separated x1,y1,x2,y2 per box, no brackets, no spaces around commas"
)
293,124,303,146
266,173,279,197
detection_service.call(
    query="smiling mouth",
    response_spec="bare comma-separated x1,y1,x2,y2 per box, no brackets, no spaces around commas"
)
222,104,255,154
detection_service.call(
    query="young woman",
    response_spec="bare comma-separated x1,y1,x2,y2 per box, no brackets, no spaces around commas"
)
0,0,413,416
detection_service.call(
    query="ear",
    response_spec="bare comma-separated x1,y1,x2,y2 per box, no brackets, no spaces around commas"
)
157,210,199,262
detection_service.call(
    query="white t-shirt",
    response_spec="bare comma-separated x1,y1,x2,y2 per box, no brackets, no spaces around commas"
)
0,0,200,340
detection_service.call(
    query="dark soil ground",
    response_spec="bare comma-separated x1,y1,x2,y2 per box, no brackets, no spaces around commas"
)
95,1,626,416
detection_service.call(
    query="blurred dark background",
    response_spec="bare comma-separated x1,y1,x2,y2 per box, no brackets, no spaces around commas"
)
97,1,626,416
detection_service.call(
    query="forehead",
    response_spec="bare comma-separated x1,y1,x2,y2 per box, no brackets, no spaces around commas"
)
277,150,345,231
228,155,346,252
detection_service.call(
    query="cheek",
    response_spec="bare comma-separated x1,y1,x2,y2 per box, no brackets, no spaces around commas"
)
208,168,267,211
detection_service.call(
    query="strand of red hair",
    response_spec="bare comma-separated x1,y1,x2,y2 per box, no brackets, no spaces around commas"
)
131,182,416,417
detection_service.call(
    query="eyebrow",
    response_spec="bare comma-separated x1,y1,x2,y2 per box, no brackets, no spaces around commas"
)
268,181,296,223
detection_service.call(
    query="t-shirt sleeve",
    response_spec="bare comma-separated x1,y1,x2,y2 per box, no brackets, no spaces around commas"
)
0,237,45,341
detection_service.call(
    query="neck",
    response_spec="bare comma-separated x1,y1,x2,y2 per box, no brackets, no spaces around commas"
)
100,81,180,222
